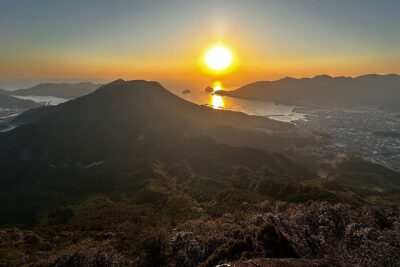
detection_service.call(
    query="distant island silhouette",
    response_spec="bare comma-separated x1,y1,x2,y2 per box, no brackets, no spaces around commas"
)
216,74,400,108
205,86,214,93
3,82,101,99
182,89,191,94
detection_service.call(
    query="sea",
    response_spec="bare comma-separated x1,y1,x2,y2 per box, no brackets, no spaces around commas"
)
174,89,306,122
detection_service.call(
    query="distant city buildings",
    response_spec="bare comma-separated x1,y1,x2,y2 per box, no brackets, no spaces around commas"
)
295,107,400,171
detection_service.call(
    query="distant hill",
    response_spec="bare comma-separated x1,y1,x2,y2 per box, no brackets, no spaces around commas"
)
11,82,101,99
217,74,400,107
0,94,41,109
0,88,10,95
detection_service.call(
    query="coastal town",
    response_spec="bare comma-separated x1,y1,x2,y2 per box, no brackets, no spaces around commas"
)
295,106,400,171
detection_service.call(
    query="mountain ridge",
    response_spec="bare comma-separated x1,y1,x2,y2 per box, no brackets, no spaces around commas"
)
0,79,294,165
216,73,400,107
9,82,101,99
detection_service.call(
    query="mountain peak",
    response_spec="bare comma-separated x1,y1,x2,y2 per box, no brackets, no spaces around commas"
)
280,76,297,81
101,79,163,88
222,73,400,107
94,79,166,97
313,74,332,80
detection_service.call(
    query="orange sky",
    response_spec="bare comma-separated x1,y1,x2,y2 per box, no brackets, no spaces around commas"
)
1,1,399,90
2,46,398,91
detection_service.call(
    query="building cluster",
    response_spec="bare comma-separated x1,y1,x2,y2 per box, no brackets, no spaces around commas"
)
295,107,400,171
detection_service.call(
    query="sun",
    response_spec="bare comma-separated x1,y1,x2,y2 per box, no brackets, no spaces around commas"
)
204,45,233,71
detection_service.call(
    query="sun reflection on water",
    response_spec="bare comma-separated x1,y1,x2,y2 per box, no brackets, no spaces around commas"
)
210,81,225,109
210,94,224,109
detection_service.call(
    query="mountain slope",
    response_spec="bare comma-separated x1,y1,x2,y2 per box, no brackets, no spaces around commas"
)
0,80,398,266
0,80,318,226
11,82,100,99
217,74,400,107
8,79,293,157
0,79,296,167
0,94,41,109
0,88,10,95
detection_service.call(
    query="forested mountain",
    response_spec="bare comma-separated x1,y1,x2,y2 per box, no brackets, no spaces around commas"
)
0,80,398,266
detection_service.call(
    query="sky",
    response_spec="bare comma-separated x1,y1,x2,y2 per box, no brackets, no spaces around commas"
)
0,0,399,90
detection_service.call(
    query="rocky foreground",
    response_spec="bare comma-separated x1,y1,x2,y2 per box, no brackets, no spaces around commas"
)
1,201,399,266
219,258,343,267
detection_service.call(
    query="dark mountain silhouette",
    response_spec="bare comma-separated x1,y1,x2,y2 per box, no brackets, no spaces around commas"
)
11,105,54,125
0,80,399,266
10,82,100,99
0,94,41,109
205,86,213,93
216,74,400,107
0,88,10,95
10,79,293,152
1,79,294,163
0,80,315,225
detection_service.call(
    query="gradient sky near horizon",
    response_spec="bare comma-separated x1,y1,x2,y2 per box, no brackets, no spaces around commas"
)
0,0,399,90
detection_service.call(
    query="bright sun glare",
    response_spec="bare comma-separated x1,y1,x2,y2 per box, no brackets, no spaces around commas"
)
204,46,233,71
